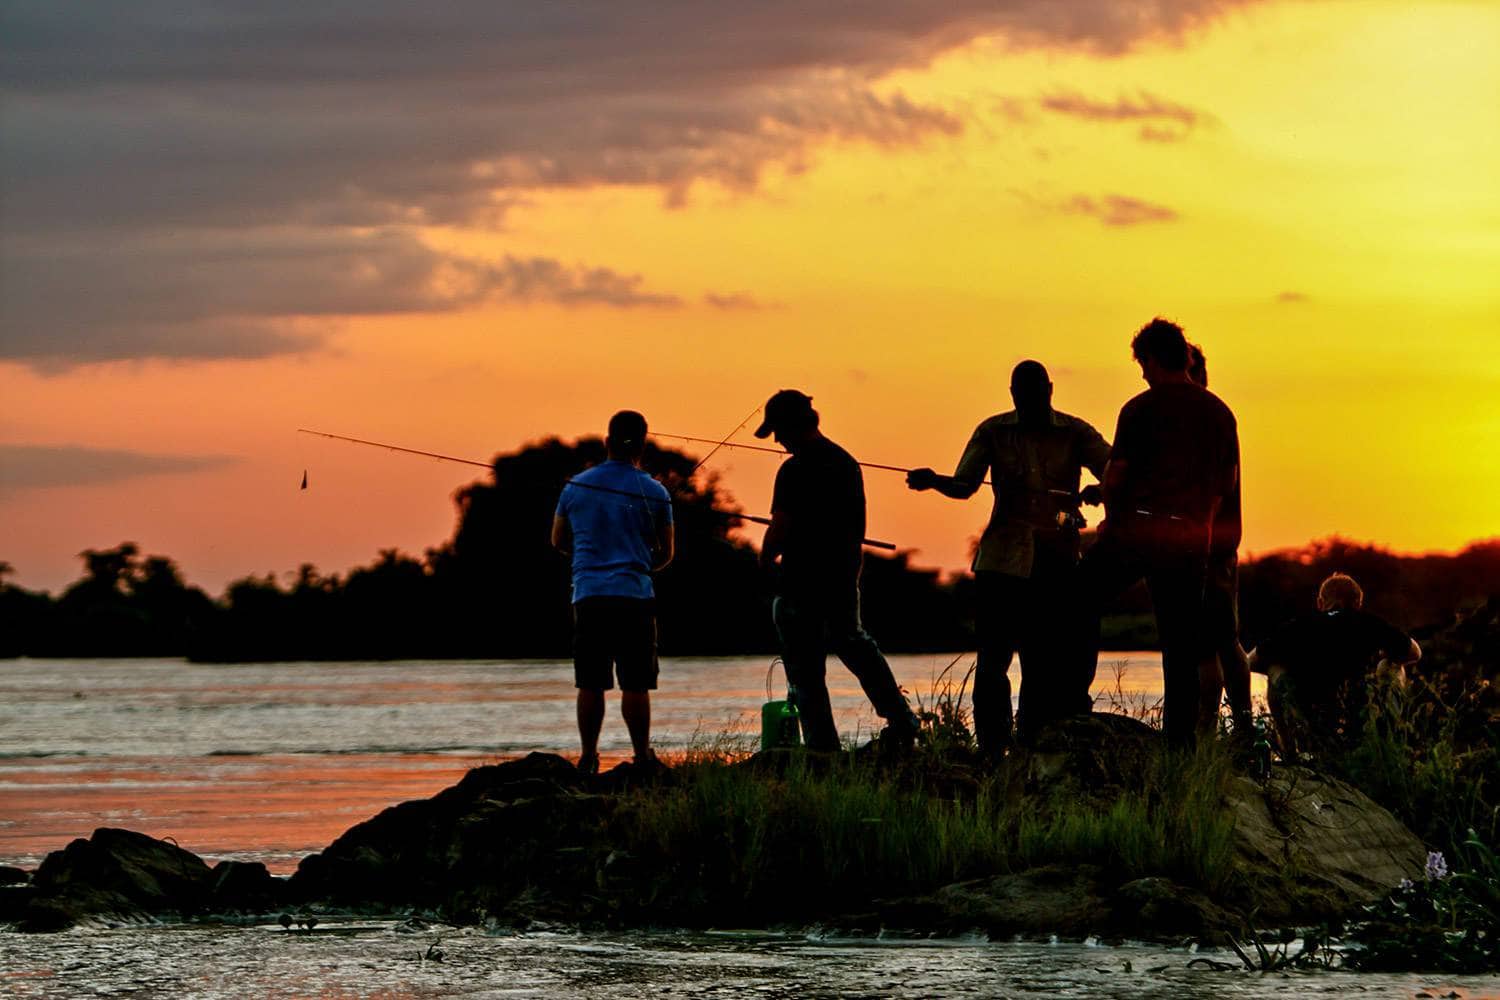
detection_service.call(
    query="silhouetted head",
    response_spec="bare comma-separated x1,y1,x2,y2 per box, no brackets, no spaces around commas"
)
1131,318,1191,386
753,389,820,453
606,409,648,463
1187,343,1208,388
1317,573,1364,612
1010,360,1053,423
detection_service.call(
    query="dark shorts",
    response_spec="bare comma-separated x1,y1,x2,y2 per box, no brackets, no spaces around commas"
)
573,597,658,691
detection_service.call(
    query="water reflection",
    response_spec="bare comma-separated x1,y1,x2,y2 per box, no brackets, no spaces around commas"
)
0,923,1488,999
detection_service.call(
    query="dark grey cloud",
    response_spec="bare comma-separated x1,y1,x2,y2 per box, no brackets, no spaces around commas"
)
1064,193,1180,226
1,1,1260,366
1039,90,1207,142
0,231,682,364
0,445,236,490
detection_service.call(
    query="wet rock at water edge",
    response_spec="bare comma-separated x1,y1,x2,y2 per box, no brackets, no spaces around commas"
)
0,865,30,886
872,865,1116,939
210,860,287,913
0,884,37,923
289,751,608,913
18,828,213,932
1111,877,1240,942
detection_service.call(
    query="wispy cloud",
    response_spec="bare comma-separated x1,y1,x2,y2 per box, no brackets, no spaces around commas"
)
703,292,765,311
0,445,236,491
1063,194,1180,226
1039,89,1208,142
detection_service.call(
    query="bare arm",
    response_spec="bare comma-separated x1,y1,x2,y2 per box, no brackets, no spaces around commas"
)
906,468,982,499
1101,458,1129,510
759,509,790,571
908,425,987,500
653,521,675,572
551,514,572,555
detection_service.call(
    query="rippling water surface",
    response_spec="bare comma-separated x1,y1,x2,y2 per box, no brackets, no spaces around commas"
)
2,922,1493,999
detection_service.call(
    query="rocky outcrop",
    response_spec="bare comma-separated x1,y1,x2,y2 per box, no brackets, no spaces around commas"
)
7,722,1426,937
18,828,214,931
1228,768,1428,924
209,860,286,914
863,867,1239,942
289,751,618,920
9,829,292,932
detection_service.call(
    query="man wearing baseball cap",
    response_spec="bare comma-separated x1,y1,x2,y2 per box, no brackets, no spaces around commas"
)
756,389,920,752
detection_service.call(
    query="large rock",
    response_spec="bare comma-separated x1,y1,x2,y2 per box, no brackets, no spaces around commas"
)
209,860,286,913
1227,767,1426,923
862,868,1241,942
857,713,1425,941
1012,713,1160,796
873,865,1114,938
19,828,213,932
290,751,610,917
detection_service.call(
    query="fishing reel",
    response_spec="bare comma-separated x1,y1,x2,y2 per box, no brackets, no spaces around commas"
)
1055,509,1088,532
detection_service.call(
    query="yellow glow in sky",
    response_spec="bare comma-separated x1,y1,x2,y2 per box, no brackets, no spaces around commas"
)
2,0,1498,591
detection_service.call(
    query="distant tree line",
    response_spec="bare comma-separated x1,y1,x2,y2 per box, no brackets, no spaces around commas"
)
2,439,1497,661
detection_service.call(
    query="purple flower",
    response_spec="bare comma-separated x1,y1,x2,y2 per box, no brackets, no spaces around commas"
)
1424,851,1449,881
1398,878,1414,891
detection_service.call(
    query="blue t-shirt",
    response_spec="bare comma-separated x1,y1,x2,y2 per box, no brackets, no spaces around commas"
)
555,461,673,602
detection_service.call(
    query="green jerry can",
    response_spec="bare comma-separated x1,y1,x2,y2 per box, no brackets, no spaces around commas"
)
760,695,802,751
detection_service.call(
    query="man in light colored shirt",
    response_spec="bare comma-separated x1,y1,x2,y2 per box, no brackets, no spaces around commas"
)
908,361,1109,752
552,410,674,774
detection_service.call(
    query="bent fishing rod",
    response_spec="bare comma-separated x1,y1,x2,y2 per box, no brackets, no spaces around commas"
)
651,432,997,487
651,432,1107,510
296,428,898,551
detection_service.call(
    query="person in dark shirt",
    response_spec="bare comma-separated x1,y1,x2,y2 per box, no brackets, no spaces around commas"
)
1072,319,1240,746
1187,343,1253,739
906,360,1110,752
756,389,920,752
1250,573,1421,758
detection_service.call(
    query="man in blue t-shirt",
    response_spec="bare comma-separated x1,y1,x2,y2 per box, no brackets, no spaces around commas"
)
552,410,674,774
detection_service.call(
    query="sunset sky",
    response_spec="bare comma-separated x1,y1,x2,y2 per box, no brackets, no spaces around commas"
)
2,1,1497,593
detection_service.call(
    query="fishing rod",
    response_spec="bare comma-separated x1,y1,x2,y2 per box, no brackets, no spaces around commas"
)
651,432,997,487
651,434,1108,511
296,428,898,550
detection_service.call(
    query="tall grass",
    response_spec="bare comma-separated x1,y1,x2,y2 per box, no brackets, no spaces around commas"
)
612,732,1237,922
1331,674,1498,861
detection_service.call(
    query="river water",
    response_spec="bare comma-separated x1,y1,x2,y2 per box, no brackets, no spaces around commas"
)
4,656,1494,999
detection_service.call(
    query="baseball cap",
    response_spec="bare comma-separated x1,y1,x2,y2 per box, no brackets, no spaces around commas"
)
753,390,815,439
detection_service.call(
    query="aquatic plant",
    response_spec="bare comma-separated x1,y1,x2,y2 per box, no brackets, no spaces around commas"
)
1350,828,1499,972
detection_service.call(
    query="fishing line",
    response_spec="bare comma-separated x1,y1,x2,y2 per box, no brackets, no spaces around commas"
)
296,428,898,550
652,432,997,487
